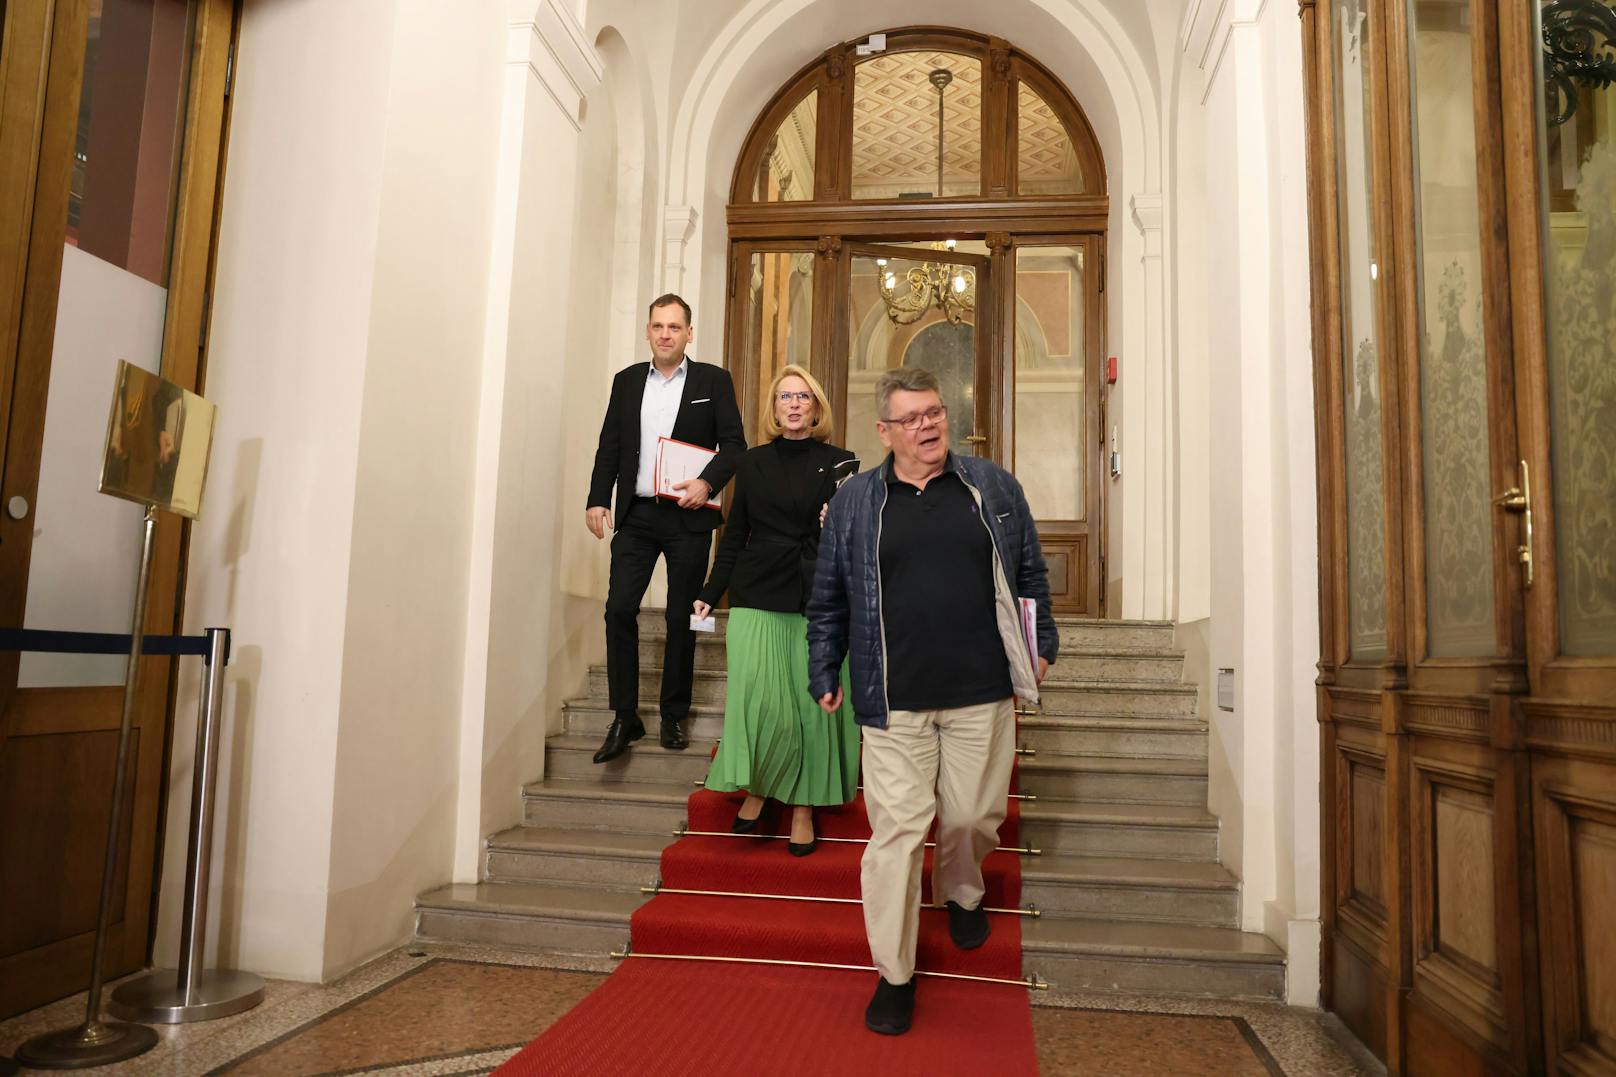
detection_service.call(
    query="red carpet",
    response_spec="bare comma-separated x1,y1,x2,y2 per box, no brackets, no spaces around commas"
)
498,770,1037,1075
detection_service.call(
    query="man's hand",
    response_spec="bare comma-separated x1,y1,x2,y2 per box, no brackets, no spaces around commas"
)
818,687,843,714
819,502,829,527
1037,657,1050,684
692,600,712,620
585,506,612,539
672,478,712,509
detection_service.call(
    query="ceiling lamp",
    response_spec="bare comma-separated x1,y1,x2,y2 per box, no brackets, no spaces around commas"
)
874,68,976,326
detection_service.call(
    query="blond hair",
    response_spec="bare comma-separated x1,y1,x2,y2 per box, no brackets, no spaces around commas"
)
763,364,834,441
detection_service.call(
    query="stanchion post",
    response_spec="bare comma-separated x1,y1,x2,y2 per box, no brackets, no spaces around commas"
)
17,507,162,1069
110,627,263,1024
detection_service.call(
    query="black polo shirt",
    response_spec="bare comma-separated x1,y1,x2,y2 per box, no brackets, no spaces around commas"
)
879,467,1013,712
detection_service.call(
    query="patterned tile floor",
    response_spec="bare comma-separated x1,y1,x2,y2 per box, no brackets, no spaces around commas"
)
0,945,1382,1076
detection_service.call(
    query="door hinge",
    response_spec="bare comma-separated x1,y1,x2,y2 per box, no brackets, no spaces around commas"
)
225,42,235,98
1098,251,1105,293
200,290,211,345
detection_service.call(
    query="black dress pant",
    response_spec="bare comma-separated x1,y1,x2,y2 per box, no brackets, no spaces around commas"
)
604,498,713,722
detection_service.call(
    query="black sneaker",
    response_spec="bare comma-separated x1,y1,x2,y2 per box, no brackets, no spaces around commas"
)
864,977,915,1035
946,900,990,950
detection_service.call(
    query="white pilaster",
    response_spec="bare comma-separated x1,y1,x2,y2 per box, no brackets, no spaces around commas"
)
661,204,698,293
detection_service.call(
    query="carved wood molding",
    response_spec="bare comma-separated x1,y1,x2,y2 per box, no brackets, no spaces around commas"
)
1402,698,1490,741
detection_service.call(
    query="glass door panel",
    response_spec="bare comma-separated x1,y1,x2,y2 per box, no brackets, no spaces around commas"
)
1013,244,1086,521
1537,25,1616,659
1407,0,1496,658
18,0,198,688
739,248,816,439
845,242,987,471
1334,0,1391,661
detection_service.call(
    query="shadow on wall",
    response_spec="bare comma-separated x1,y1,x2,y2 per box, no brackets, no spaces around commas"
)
220,438,263,616
216,642,259,970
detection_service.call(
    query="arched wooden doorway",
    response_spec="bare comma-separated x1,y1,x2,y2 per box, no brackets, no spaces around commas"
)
722,28,1108,615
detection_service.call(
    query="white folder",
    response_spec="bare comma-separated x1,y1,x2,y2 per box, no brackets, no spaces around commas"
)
655,437,723,509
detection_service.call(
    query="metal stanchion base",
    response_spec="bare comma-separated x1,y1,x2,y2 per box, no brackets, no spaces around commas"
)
14,1020,158,1070
109,969,264,1024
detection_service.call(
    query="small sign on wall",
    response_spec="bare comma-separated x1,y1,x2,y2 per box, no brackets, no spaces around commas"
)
1217,668,1235,712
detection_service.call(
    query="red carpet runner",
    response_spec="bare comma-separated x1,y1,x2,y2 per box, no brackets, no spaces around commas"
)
498,780,1038,1076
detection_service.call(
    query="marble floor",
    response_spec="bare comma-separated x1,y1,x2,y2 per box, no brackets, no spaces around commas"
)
0,945,1382,1076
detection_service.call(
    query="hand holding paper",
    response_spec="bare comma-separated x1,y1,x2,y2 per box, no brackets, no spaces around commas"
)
656,437,722,509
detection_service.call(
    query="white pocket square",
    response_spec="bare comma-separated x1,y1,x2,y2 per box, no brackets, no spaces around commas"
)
690,397,711,404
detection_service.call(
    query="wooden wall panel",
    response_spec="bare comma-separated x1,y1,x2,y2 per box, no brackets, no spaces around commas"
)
1533,754,1616,1074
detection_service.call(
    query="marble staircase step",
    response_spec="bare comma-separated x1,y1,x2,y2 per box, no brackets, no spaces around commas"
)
1021,916,1286,999
588,665,1199,718
413,880,1284,1000
636,609,1182,656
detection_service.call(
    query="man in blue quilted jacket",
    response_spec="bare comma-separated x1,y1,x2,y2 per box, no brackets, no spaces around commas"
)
807,366,1058,1036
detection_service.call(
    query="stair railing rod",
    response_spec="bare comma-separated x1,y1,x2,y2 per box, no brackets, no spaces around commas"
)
639,885,1040,917
607,950,1049,991
672,828,1040,856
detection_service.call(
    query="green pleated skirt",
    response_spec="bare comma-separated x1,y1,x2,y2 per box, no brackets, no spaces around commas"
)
705,607,859,806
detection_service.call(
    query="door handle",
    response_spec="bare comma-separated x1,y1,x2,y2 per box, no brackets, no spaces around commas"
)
1493,459,1534,587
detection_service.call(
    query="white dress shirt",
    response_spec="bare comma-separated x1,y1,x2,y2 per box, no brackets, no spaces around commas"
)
635,357,689,497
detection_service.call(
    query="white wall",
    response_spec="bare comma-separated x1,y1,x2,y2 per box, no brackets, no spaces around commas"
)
1178,0,1321,1006
155,0,513,981
449,1,603,880
323,0,506,977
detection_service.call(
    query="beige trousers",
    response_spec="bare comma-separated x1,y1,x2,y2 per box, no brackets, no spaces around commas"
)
860,697,1016,984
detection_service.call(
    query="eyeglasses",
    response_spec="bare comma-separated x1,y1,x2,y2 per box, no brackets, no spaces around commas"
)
880,405,947,431
777,390,814,404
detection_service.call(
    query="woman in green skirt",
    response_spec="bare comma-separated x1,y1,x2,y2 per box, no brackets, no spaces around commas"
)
691,364,859,856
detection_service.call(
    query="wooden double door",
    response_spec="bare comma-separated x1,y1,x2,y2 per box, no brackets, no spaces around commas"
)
726,232,1107,615
1305,0,1616,1073
0,0,233,1019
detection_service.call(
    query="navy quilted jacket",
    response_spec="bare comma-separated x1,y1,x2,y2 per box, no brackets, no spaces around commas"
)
805,452,1059,729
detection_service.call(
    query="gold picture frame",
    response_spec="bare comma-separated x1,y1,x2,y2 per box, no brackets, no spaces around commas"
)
98,360,217,518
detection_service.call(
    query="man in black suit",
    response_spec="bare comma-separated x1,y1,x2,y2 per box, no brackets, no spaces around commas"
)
586,294,746,762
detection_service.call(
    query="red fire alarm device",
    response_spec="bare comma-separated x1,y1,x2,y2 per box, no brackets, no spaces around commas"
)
1106,356,1118,385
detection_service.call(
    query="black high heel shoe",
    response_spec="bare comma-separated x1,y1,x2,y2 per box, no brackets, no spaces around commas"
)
732,800,766,834
788,811,816,856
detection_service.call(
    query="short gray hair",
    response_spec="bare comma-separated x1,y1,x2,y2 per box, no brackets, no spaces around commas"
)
875,367,941,421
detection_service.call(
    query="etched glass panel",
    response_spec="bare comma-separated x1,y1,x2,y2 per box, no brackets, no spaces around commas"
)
847,251,977,467
19,0,198,688
1409,0,1495,657
744,251,815,439
1014,245,1085,519
1538,3,1616,655
752,89,816,202
1017,81,1083,195
1335,0,1389,660
851,52,981,200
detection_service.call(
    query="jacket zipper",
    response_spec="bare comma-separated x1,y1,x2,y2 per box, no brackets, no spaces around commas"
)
875,475,892,718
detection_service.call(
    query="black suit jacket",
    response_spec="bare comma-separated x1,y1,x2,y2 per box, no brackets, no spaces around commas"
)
698,438,858,612
587,359,746,532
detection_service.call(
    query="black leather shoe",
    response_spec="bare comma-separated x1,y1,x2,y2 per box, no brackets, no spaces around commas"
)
660,718,689,750
945,900,990,950
864,977,915,1035
592,714,645,763
788,837,817,857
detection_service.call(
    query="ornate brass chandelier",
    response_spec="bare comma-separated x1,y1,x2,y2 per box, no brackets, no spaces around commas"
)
876,241,976,326
875,67,977,326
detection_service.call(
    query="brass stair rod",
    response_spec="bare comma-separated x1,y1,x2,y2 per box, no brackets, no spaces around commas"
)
674,827,1040,856
694,779,1036,801
640,884,1040,918
607,949,1049,990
